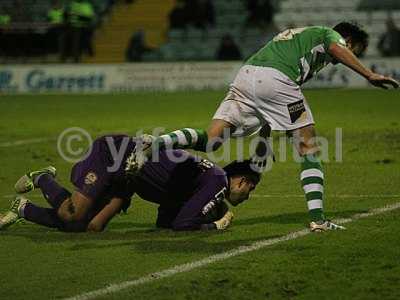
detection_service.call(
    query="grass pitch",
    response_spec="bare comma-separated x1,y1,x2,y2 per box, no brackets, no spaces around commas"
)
0,89,399,300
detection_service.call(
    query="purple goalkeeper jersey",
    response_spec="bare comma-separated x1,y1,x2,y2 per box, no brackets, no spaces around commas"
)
71,135,228,230
132,150,228,230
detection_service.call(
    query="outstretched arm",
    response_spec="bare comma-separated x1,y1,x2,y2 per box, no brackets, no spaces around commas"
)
328,43,399,89
87,197,125,232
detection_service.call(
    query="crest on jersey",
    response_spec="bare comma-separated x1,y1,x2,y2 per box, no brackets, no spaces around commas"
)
84,172,98,185
198,159,214,172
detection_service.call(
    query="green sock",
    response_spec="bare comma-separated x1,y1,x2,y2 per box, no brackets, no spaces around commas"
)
300,154,325,222
155,128,208,152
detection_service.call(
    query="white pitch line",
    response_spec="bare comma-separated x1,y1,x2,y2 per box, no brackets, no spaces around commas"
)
64,201,400,300
0,128,171,149
0,138,52,148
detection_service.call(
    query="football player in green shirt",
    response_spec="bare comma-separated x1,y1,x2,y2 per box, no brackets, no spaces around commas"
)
130,22,399,232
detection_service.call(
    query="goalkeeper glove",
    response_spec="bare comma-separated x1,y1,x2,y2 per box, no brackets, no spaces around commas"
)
250,154,276,173
213,211,234,230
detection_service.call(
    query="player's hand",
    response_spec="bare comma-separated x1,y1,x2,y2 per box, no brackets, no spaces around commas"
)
213,211,234,230
368,73,399,89
87,221,104,232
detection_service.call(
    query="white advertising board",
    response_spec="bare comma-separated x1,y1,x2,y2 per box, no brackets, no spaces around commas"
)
0,59,399,94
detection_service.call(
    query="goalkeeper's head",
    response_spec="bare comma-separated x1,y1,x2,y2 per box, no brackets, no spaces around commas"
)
223,160,261,206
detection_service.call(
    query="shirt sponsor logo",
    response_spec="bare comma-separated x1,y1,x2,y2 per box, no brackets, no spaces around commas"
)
201,187,226,215
25,70,105,92
287,100,306,123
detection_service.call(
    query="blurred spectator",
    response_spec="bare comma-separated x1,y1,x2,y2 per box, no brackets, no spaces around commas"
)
377,18,400,57
4,1,30,58
0,7,11,26
216,34,242,61
47,0,65,55
169,0,188,29
245,0,275,28
0,7,11,57
62,0,96,62
125,29,152,62
48,0,65,24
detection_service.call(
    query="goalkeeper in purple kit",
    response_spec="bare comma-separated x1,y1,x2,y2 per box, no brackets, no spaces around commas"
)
0,135,259,232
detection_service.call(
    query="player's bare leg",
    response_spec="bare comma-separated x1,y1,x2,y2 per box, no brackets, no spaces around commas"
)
292,125,319,156
206,119,235,151
292,124,345,232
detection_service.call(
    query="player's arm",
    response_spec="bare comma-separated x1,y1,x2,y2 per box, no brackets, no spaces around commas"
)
87,197,125,232
328,43,399,89
171,177,232,231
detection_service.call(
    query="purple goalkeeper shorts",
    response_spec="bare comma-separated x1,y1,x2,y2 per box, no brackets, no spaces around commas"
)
70,134,135,202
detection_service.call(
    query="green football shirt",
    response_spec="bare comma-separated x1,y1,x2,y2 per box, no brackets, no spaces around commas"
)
246,26,346,85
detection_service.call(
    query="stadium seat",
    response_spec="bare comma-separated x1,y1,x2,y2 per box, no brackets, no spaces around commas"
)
358,0,400,11
159,44,178,61
271,0,394,57
168,29,186,42
371,11,391,23
392,10,400,21
186,28,206,40
197,44,216,60
142,51,162,62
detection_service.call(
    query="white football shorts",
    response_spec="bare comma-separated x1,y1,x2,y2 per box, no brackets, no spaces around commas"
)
213,65,315,136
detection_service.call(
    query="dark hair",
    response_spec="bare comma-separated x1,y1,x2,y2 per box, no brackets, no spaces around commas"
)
223,160,261,185
333,22,369,56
